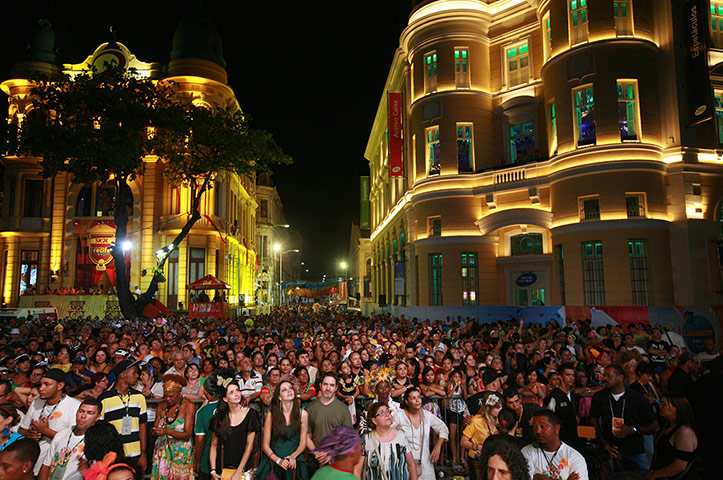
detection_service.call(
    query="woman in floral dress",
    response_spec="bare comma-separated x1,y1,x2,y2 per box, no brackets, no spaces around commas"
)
151,374,195,480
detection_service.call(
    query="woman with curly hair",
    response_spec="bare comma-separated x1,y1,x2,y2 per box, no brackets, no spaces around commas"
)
479,435,530,480
255,379,309,480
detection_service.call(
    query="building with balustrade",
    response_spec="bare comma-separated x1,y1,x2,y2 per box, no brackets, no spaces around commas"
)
366,0,723,308
0,10,259,312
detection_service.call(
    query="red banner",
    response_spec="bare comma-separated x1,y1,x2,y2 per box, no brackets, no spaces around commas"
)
189,302,229,320
88,222,116,271
339,281,347,301
388,92,403,177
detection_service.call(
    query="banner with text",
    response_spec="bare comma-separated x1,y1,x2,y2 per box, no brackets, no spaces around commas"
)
388,92,403,177
360,176,370,229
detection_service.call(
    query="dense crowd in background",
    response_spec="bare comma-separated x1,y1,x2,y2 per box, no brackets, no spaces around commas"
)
0,306,721,480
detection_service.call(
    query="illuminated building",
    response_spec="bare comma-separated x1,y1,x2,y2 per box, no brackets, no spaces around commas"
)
0,11,259,311
366,0,723,307
256,172,291,309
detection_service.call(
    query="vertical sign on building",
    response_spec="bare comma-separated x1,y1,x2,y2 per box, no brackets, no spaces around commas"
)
394,261,406,296
360,176,370,229
388,92,403,177
682,0,713,126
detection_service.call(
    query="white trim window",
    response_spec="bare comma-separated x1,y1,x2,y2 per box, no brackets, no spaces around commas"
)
549,102,558,155
506,42,530,88
569,0,589,46
614,1,634,36
626,193,647,218
509,122,535,164
455,48,470,89
715,90,723,144
711,3,723,49
456,123,474,173
426,126,441,176
543,12,552,61
424,51,438,94
579,195,600,221
573,85,596,147
617,80,640,141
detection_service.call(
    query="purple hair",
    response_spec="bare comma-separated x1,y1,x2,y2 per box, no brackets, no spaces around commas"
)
312,426,361,461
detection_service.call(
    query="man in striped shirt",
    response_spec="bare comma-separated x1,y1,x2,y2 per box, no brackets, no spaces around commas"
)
99,360,147,474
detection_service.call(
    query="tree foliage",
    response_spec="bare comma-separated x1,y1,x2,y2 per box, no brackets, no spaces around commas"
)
18,66,291,319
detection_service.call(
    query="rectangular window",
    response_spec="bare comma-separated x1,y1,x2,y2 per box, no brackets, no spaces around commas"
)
614,1,633,36
543,13,552,60
711,3,723,48
189,247,205,285
555,245,566,305
456,123,474,173
550,102,558,154
506,43,530,88
23,179,43,217
426,126,441,175
455,48,470,89
95,185,116,217
715,91,723,144
582,241,605,305
509,122,535,164
425,52,438,93
617,80,639,141
259,199,268,219
569,0,589,45
579,195,600,221
626,193,646,218
511,233,544,256
19,250,38,294
573,85,596,147
429,253,443,306
170,185,181,215
461,252,478,305
428,216,442,237
629,239,649,306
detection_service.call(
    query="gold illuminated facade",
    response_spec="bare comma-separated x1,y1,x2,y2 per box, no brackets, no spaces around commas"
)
367,0,723,307
0,15,259,311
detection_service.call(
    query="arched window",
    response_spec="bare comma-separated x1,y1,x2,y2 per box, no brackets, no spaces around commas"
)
75,184,117,218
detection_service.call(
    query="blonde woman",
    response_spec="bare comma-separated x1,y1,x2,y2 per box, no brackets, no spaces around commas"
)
460,391,503,480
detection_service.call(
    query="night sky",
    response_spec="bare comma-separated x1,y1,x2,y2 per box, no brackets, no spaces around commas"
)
0,0,415,279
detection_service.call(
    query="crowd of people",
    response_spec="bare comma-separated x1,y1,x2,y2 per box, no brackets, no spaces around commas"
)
0,306,721,480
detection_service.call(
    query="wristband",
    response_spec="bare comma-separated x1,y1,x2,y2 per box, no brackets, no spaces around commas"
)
211,470,217,475
276,457,282,465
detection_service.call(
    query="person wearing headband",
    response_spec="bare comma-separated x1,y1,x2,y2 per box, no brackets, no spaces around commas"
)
461,391,503,480
150,375,194,480
310,426,362,480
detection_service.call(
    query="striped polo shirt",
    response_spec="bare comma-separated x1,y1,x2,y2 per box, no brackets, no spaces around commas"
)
99,387,147,458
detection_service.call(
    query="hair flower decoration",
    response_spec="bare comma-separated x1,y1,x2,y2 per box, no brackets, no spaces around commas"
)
485,393,501,407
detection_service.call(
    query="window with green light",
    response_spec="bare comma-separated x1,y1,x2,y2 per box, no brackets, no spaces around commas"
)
426,126,440,175
712,4,723,48
455,48,470,88
715,91,723,144
573,85,596,146
511,234,544,256
429,253,443,306
461,252,478,305
509,122,535,164
457,124,474,173
628,239,648,306
569,0,588,44
507,43,529,88
581,240,605,306
617,80,639,141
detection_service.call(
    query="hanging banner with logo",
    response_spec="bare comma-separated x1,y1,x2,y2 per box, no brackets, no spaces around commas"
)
681,0,713,127
360,176,370,229
394,261,406,296
388,92,403,177
339,281,347,301
87,221,116,271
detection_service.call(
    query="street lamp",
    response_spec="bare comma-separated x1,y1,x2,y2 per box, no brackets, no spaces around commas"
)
274,244,299,306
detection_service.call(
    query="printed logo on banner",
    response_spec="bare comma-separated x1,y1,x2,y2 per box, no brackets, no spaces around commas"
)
68,301,86,319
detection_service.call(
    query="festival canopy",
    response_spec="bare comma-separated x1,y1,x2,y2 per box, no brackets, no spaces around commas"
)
187,274,231,290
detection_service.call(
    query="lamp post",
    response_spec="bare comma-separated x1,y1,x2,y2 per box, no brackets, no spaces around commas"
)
273,244,299,306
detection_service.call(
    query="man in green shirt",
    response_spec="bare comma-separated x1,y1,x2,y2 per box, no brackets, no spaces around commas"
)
306,373,353,476
194,390,219,480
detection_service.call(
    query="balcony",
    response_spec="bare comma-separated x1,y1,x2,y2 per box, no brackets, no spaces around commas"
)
1,216,50,232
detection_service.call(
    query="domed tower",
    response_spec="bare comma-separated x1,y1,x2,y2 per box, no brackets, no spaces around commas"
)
168,4,228,84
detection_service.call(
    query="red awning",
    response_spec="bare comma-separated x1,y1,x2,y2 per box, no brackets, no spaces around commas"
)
187,274,232,290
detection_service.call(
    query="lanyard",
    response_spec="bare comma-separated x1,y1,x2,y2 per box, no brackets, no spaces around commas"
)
59,432,84,466
540,446,560,472
42,396,64,420
117,391,131,416
609,394,625,420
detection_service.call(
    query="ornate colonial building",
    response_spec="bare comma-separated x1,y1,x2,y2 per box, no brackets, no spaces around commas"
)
367,0,723,307
0,11,259,313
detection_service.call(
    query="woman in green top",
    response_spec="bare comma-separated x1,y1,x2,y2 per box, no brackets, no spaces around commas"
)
256,380,309,480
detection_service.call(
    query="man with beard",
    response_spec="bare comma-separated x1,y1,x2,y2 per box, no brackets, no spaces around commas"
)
522,410,588,480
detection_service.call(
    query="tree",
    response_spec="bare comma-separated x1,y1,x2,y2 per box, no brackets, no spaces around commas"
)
19,66,291,319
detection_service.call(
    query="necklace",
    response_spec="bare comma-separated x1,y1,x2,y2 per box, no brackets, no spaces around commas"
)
165,400,182,426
